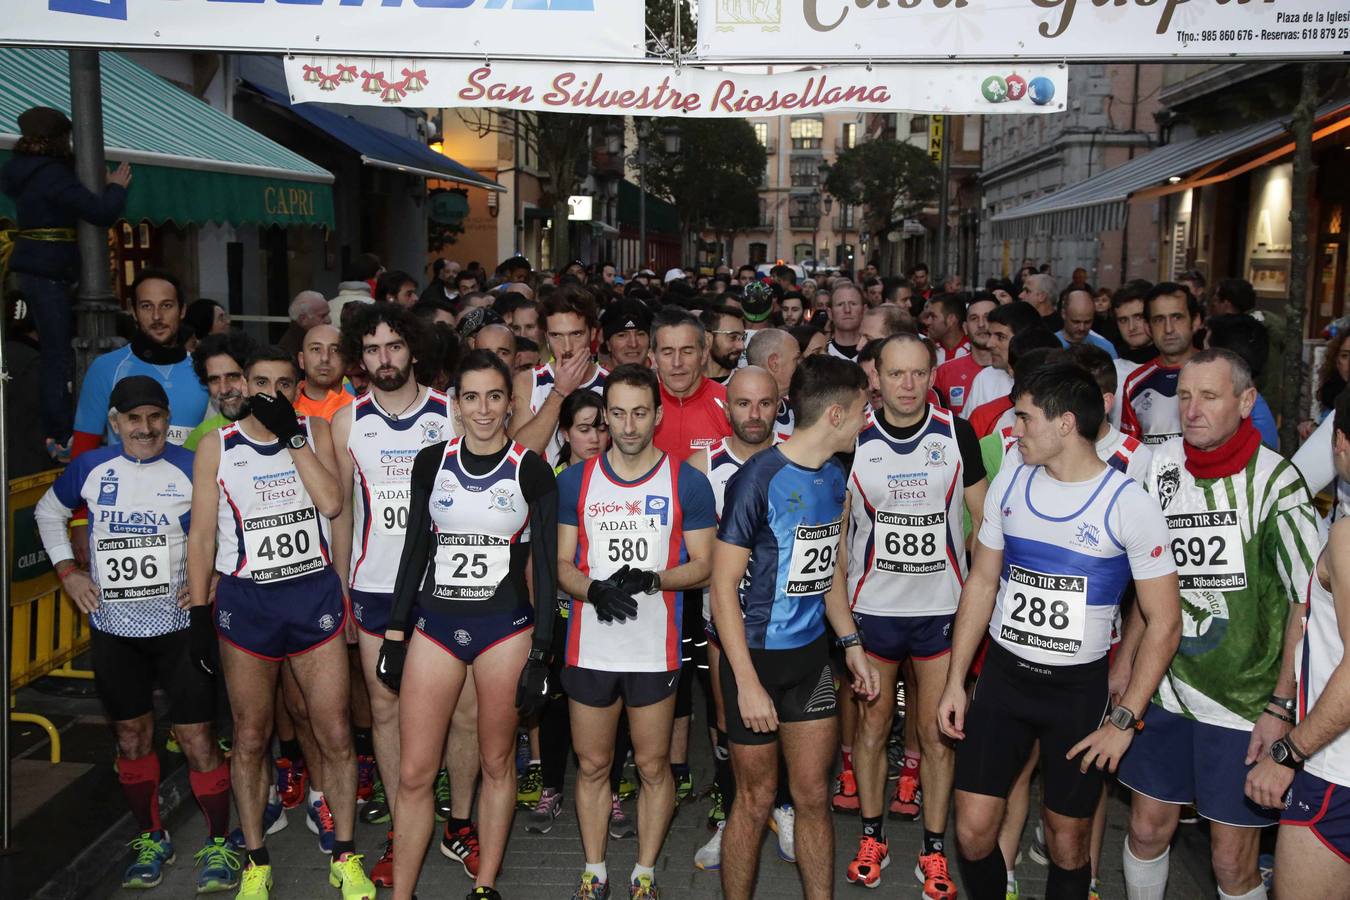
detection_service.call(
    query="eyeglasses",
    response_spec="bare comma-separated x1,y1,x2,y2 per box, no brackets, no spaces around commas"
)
710,330,746,341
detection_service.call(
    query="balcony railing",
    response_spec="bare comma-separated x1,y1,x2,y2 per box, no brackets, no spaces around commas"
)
789,215,820,230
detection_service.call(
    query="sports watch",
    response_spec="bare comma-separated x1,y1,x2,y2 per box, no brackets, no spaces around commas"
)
1270,738,1304,770
1108,705,1144,732
288,433,308,451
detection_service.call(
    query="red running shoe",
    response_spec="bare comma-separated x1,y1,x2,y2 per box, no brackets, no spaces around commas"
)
370,831,394,888
275,757,308,810
831,769,860,813
845,835,890,889
889,772,922,820
915,850,957,899
439,822,480,878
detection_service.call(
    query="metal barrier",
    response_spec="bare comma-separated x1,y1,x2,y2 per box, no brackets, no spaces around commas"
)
8,469,93,764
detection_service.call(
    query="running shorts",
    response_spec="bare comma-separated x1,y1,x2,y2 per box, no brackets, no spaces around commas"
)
720,636,837,746
91,626,215,724
854,611,954,664
214,566,346,661
1281,769,1350,862
561,666,680,709
414,604,532,665
349,588,393,637
955,641,1109,819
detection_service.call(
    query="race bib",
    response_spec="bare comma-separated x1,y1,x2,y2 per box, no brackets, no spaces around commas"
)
998,564,1087,658
875,510,946,575
96,534,170,602
371,485,411,536
242,507,324,583
1166,508,1247,592
594,515,661,575
433,532,511,600
786,520,841,596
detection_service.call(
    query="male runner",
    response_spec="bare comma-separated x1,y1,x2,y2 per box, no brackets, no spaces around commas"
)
934,293,996,417
186,347,374,900
744,328,801,443
713,354,881,900
511,284,608,464
556,364,717,900
938,363,1181,900
1246,392,1350,899
826,283,866,361
330,303,452,887
920,294,971,367
186,332,256,450
689,366,783,869
842,334,988,896
1117,348,1319,900
296,324,354,421
1119,283,1201,445
600,299,652,369
36,377,236,892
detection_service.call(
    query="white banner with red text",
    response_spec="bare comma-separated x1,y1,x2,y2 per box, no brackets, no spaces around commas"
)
283,57,1069,115
696,0,1350,62
5,0,644,61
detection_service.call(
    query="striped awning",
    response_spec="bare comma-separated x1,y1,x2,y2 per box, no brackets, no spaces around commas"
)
0,48,334,227
992,101,1350,240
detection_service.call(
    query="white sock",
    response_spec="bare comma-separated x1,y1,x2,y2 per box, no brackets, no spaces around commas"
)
584,861,607,883
631,863,655,883
529,758,541,766
1006,869,1016,888
1218,885,1267,900
308,788,323,807
1123,838,1169,900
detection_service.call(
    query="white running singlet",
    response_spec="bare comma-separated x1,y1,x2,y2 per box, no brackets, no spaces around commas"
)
1001,425,1152,484
347,388,452,592
529,362,608,465
215,417,331,583
1299,552,1350,785
702,437,746,621
980,463,1173,666
566,454,684,672
848,406,967,617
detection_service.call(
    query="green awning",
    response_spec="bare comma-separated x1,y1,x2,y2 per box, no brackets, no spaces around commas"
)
618,179,680,235
0,48,334,228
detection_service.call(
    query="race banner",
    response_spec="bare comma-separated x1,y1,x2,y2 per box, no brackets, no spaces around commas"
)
697,0,1350,61
6,0,644,60
284,56,1069,115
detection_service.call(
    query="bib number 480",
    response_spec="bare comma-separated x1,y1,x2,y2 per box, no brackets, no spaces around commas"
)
255,529,311,562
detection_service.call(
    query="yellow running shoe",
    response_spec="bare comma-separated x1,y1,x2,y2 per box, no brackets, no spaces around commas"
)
235,863,272,900
328,852,375,900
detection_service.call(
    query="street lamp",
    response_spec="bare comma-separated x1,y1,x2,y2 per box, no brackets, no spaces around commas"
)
604,121,622,156
637,120,651,273
808,189,821,274
822,194,833,266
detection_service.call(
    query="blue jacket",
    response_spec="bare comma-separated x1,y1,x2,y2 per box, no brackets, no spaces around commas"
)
0,152,126,281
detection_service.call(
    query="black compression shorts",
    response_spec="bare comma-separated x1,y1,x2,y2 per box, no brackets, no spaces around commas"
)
720,636,837,746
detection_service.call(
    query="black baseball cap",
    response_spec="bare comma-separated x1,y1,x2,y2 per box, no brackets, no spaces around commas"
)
741,280,775,323
601,298,653,341
109,375,170,413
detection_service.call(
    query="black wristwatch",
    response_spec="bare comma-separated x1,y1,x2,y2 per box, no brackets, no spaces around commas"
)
288,432,308,451
527,648,548,663
835,631,863,650
1108,704,1144,732
1271,738,1304,770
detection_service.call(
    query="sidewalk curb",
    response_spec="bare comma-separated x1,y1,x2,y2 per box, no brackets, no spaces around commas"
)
32,758,191,900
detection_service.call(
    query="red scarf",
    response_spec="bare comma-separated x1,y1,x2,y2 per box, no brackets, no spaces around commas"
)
1183,417,1261,480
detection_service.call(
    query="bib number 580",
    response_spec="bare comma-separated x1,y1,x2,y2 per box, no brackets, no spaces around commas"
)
607,538,649,564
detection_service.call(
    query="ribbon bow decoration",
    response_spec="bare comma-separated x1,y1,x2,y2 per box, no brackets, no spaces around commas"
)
401,67,429,92
379,76,410,104
360,70,385,93
302,64,325,84
336,64,358,84
318,72,342,92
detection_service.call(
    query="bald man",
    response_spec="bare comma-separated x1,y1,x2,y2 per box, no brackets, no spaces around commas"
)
296,324,353,420
472,322,517,368
745,327,802,441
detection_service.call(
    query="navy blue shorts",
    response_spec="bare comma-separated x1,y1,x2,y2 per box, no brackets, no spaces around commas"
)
1282,769,1350,863
415,604,532,664
215,567,347,661
349,589,392,637
853,611,953,664
1117,705,1276,828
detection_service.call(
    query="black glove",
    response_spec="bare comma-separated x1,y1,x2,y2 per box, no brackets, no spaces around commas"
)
515,654,551,719
376,638,407,693
189,605,219,678
587,566,640,623
615,567,661,596
249,391,303,444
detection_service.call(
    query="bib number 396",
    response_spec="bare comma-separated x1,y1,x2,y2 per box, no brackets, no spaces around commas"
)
96,534,170,602
786,520,842,596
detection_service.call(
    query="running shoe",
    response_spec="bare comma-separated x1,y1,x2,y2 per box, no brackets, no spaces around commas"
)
227,794,288,852
845,834,890,889
694,821,724,871
1005,877,1020,900
328,851,375,900
371,832,395,888
307,795,336,854
360,778,390,825
915,850,956,900
468,888,502,900
1090,879,1103,900
629,873,660,899
526,787,562,834
889,771,921,820
517,761,543,808
885,739,904,780
356,754,377,804
831,768,860,813
1259,852,1275,894
275,756,308,809
435,768,452,822
236,862,272,900
609,794,635,839
770,804,796,862
122,830,175,889
193,838,241,894
572,872,611,900
218,737,233,757
166,728,182,754
440,822,481,878
617,773,637,801
1027,821,1049,866
673,770,694,805
705,784,726,830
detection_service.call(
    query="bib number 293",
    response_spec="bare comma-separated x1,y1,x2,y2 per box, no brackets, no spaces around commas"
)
786,520,842,596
